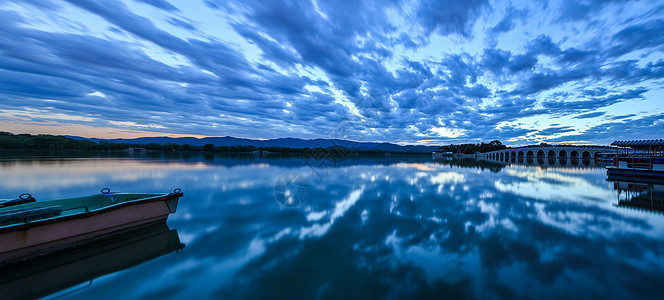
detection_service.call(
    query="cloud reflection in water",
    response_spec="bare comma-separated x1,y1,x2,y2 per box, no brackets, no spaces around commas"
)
0,155,662,299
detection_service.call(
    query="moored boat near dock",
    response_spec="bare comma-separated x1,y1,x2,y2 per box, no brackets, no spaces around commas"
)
606,139,664,180
432,150,454,159
0,188,183,265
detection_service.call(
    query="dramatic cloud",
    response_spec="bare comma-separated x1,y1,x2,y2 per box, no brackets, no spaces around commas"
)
417,0,489,37
549,113,664,144
0,0,662,145
135,0,179,12
573,112,606,119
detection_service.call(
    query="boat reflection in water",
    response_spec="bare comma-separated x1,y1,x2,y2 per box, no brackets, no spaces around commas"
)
0,222,184,299
610,180,664,213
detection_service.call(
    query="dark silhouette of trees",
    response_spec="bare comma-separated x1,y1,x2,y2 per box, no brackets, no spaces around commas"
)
0,133,436,154
437,140,508,154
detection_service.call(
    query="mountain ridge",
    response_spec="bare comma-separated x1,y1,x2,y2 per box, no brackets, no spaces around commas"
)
65,136,440,152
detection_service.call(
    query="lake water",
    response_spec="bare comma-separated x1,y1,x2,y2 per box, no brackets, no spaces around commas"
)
1,153,663,299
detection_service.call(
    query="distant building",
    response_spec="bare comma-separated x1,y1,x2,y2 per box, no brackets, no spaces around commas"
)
252,149,270,156
125,147,147,153
432,150,454,159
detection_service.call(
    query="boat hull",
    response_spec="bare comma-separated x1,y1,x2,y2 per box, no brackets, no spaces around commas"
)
606,166,664,180
0,193,181,265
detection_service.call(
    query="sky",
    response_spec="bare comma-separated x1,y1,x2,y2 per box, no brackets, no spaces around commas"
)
0,0,663,146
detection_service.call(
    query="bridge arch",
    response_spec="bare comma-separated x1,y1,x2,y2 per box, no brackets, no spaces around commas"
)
483,147,611,162
559,156,567,165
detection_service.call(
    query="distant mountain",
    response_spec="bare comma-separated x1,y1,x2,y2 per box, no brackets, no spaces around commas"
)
66,136,439,152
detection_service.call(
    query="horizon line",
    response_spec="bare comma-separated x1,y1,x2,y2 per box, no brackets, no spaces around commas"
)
1,131,618,147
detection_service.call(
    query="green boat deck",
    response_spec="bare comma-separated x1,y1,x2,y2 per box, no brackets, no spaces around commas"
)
0,193,169,229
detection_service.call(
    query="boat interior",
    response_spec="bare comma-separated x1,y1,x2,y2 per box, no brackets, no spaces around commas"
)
0,193,168,228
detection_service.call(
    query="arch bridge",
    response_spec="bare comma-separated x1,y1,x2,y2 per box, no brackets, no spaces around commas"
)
479,145,616,160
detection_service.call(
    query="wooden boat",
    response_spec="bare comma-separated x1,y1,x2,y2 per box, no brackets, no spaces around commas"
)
0,221,184,299
0,188,183,265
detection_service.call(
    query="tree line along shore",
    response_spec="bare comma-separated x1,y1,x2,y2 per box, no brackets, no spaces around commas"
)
0,132,508,154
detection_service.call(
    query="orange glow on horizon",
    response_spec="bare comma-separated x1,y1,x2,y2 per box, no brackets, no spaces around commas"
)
0,121,211,139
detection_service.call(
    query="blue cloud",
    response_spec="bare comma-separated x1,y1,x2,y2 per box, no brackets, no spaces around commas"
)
490,5,528,34
512,69,592,96
556,0,633,23
134,0,179,12
417,0,489,37
166,17,195,31
608,114,636,120
548,113,664,144
526,35,561,57
573,112,606,119
542,88,647,114
607,19,664,58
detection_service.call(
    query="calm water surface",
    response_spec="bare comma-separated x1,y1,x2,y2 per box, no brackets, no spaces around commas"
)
1,153,663,299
